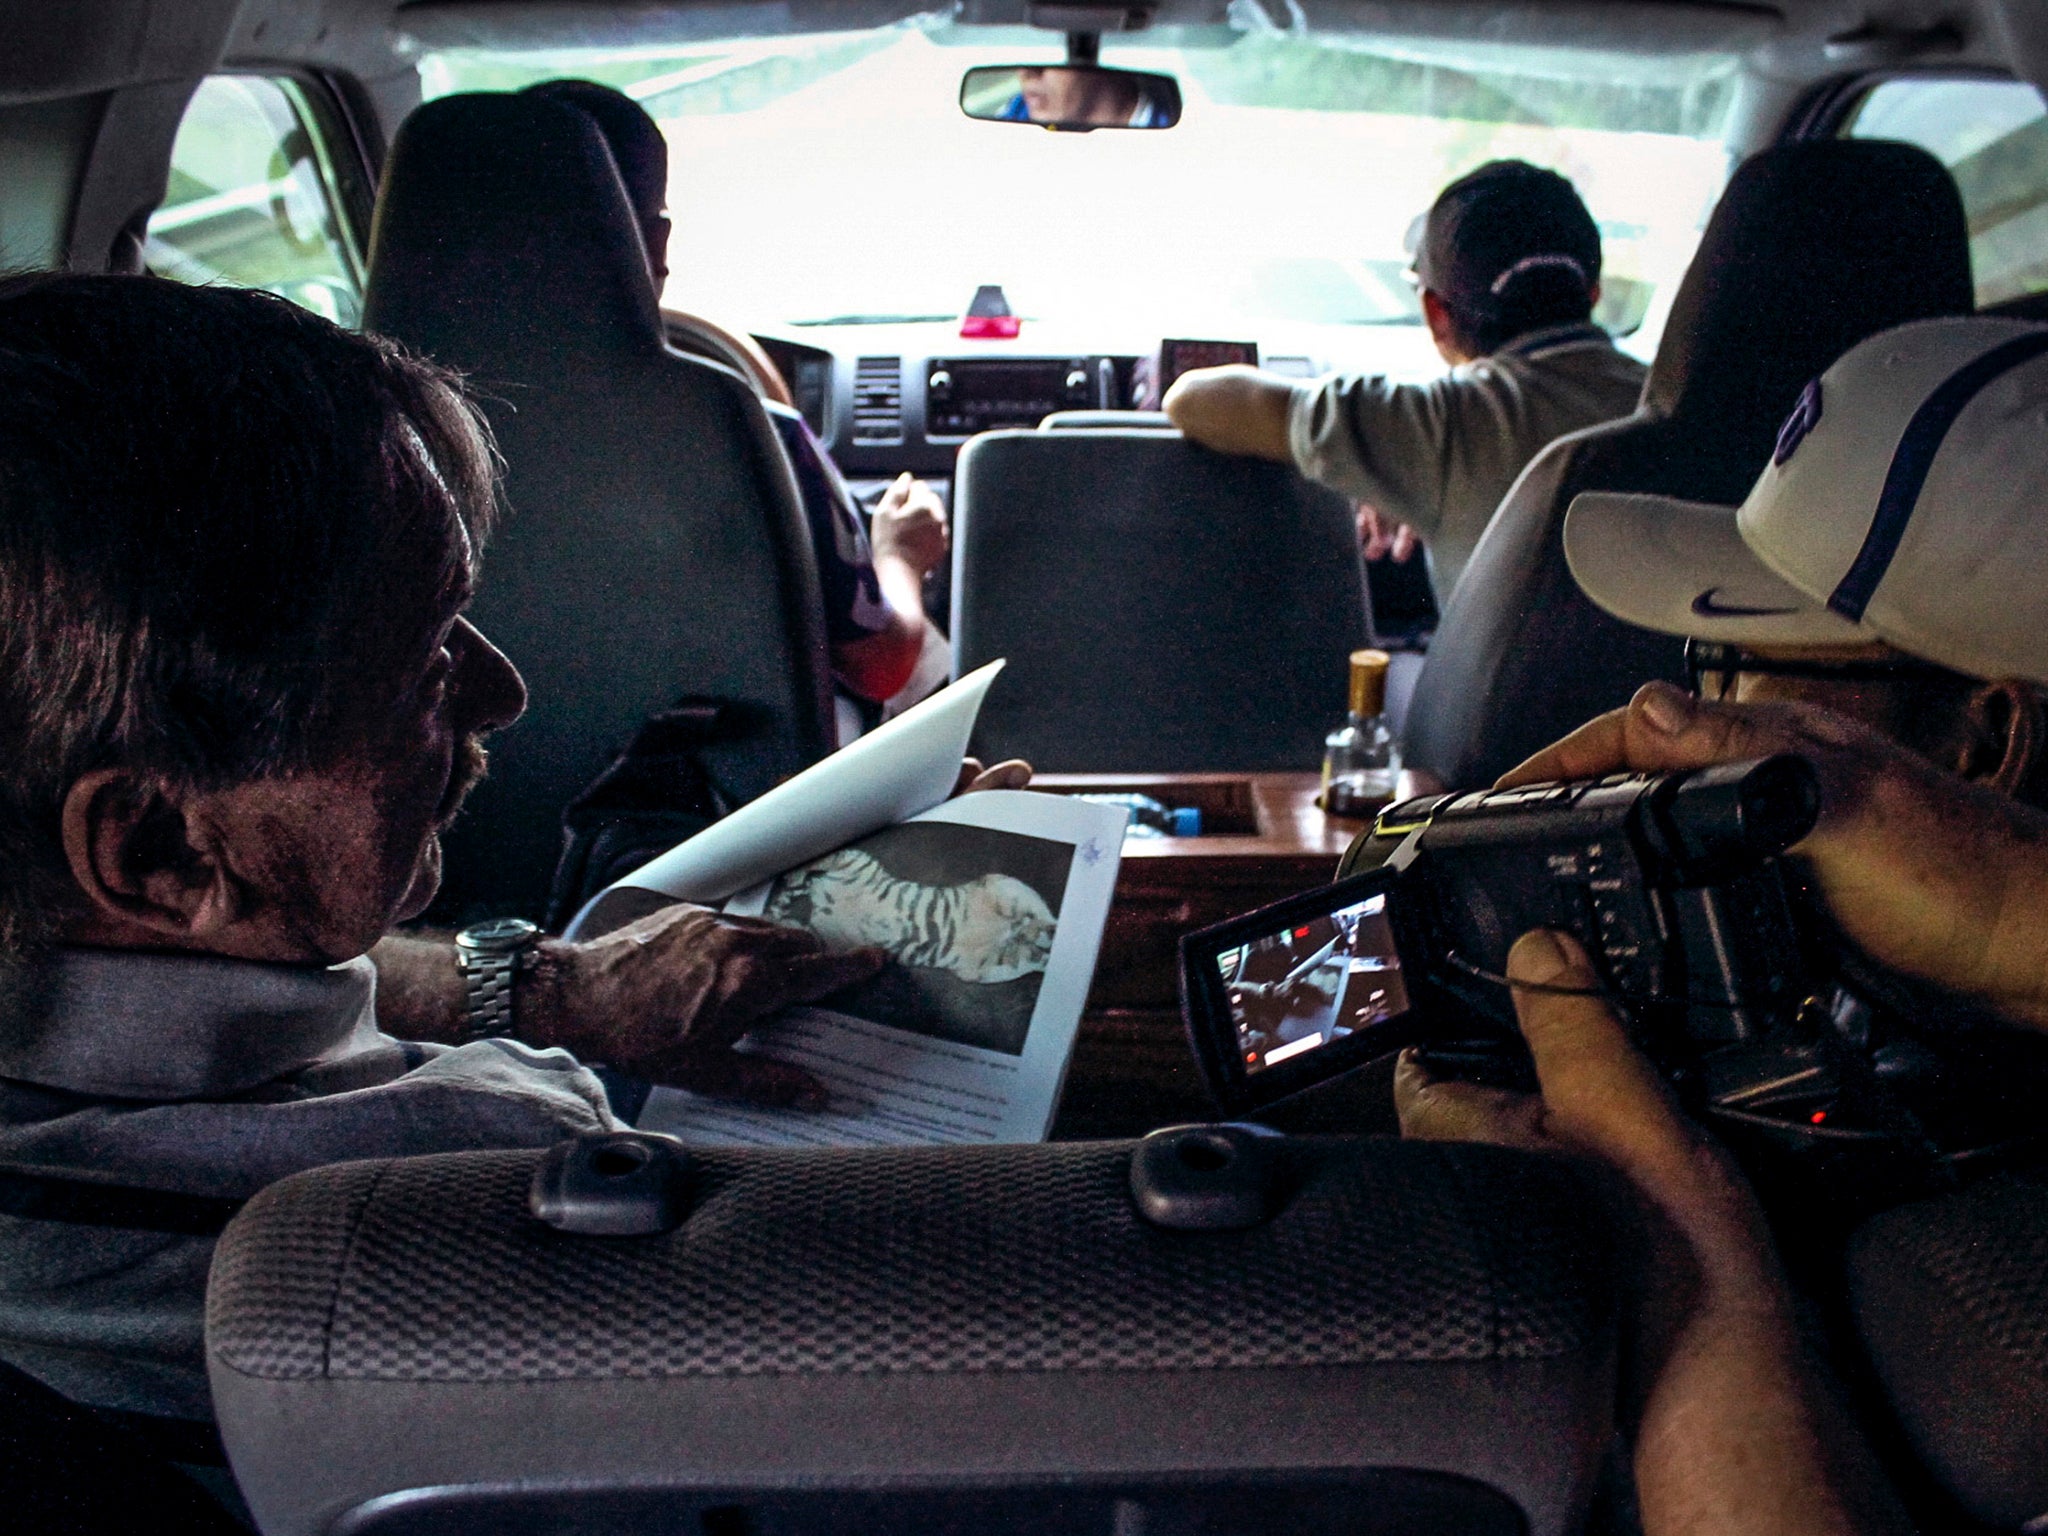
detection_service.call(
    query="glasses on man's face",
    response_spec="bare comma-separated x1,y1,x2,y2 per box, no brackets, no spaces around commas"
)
1683,638,1938,702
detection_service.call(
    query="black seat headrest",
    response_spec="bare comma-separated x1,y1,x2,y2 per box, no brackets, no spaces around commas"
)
365,92,663,367
1645,139,1973,432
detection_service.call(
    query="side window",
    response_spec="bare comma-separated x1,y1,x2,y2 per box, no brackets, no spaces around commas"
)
1847,76,2048,309
147,76,364,327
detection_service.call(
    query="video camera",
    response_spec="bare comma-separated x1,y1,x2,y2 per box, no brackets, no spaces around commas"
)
1181,756,1926,1160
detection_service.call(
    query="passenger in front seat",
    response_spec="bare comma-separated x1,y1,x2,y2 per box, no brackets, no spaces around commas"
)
1162,160,1646,600
524,78,951,712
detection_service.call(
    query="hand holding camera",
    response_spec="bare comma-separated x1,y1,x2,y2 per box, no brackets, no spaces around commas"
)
1512,680,2048,1035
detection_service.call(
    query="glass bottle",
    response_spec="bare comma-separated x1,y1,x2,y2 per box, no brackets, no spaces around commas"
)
1321,648,1400,819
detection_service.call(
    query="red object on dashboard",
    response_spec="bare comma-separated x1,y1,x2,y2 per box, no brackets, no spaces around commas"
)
960,313,1022,338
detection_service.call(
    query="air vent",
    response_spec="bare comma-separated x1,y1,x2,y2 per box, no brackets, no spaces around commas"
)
852,356,903,443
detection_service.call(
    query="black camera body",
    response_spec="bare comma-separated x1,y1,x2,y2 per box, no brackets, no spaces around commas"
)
1181,757,1830,1119
1380,754,1822,1057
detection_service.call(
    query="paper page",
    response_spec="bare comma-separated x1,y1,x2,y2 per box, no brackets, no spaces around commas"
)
564,660,1003,940
636,789,1127,1146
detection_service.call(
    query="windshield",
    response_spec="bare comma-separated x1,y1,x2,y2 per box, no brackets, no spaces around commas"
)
421,25,1734,360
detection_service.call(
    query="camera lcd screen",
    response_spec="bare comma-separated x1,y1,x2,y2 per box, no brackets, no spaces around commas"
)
1214,891,1409,1076
1181,870,1425,1113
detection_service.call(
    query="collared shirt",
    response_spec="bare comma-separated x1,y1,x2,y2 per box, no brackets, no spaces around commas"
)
0,948,620,1423
1287,323,1649,598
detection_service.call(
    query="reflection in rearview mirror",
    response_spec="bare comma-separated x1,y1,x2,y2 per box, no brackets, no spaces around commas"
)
960,65,1183,131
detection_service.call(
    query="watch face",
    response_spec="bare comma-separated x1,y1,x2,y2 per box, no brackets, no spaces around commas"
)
459,917,540,952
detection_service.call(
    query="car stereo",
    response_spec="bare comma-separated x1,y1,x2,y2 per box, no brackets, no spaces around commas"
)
924,357,1109,437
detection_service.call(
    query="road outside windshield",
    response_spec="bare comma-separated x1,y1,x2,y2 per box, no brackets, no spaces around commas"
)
422,26,1733,363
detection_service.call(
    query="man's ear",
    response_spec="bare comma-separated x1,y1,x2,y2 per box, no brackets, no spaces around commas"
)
1419,290,1469,366
1956,680,2047,798
59,769,245,942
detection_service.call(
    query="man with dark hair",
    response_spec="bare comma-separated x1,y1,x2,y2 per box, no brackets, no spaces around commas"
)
0,272,886,1429
1163,160,1646,599
524,77,949,710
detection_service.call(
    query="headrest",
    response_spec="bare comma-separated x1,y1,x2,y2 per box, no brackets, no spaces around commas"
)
207,1135,1618,1536
363,92,663,369
1645,139,1972,429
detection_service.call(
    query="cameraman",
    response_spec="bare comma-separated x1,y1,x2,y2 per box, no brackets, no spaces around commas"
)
1394,320,2048,1533
1398,684,2048,1535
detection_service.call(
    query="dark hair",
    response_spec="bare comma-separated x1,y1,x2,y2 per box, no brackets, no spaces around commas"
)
0,273,497,952
522,78,668,231
1418,159,1603,357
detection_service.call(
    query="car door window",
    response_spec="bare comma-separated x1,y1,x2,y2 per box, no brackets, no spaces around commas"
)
147,75,364,326
1847,76,2048,308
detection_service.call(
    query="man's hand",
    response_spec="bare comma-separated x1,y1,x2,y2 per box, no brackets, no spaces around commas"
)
871,472,949,579
523,905,884,1107
1160,365,1297,462
1398,930,1907,1536
1396,931,1776,1305
954,756,1032,795
1504,681,2048,1033
1356,502,1419,563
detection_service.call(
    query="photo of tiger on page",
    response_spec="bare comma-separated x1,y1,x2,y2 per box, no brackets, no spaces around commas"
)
764,823,1073,1055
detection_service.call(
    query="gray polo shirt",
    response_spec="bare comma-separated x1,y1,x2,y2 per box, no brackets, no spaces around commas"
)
0,948,620,1423
1288,323,1648,598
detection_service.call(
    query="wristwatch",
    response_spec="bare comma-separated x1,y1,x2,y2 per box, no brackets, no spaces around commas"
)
453,917,542,1042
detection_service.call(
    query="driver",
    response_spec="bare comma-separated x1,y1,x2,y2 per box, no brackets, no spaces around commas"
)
524,78,951,715
998,66,1169,129
1163,160,1645,600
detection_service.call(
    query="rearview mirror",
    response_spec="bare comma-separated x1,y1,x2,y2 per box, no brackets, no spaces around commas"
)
960,65,1183,131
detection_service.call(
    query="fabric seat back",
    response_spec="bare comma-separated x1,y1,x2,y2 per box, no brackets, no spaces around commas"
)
1849,1165,2048,1530
1403,140,1974,789
952,430,1370,771
207,1134,1617,1536
364,94,833,922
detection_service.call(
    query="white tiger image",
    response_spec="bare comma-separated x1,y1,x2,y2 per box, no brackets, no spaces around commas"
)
766,848,1056,984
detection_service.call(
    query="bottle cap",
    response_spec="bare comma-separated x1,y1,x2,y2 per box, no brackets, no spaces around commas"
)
1168,806,1203,837
1348,648,1391,718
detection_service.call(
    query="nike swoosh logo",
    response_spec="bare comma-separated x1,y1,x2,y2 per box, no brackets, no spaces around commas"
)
1690,588,1801,619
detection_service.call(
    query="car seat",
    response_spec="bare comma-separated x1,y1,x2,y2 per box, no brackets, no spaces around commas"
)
363,93,834,924
1402,140,1974,790
952,429,1371,771
1848,1164,2048,1531
206,1129,1618,1536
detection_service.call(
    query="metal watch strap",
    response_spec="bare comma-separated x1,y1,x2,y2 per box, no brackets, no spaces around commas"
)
459,949,518,1042
455,918,540,1043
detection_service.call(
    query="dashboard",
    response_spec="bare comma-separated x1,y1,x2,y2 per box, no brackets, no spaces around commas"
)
746,317,1422,480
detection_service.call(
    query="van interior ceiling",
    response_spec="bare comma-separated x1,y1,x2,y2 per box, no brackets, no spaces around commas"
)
0,0,2037,276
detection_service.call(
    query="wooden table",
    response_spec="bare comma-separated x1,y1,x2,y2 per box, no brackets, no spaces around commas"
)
1033,771,1426,1138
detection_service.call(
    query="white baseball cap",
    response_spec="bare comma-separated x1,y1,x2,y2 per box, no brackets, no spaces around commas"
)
1564,316,2048,683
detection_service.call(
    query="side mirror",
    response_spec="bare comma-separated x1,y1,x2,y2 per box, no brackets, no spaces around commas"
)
960,64,1182,131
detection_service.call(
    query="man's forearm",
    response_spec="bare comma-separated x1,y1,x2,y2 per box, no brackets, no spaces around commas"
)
834,554,927,702
1161,366,1297,462
368,932,468,1043
1634,1301,1910,1536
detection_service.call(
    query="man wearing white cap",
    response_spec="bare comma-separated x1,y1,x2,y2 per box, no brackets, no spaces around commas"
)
1563,315,2048,800
1396,316,2048,1536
